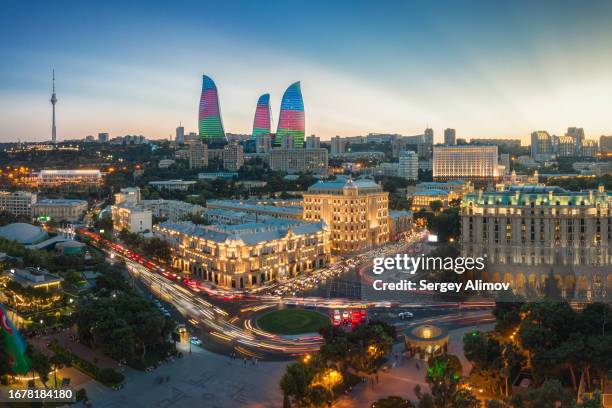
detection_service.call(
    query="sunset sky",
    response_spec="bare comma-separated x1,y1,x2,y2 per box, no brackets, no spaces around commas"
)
1,0,612,143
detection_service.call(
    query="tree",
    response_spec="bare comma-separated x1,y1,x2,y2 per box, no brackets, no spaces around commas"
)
425,354,463,408
280,361,314,407
451,389,480,408
509,379,574,408
492,293,524,336
429,200,443,213
49,352,71,387
27,346,51,386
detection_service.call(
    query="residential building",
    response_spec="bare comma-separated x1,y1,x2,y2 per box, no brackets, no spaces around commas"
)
189,141,208,169
223,142,244,171
32,199,87,222
155,219,331,288
306,135,321,149
581,140,598,157
557,136,576,157
269,148,328,175
302,178,389,253
111,204,152,233
389,210,413,240
531,131,554,161
280,134,295,149
331,136,346,155
139,200,204,222
256,133,272,153
566,127,585,154
398,150,418,180
444,128,456,146
470,139,521,148
599,135,612,154
175,125,185,143
433,145,499,181
98,132,109,143
0,191,37,216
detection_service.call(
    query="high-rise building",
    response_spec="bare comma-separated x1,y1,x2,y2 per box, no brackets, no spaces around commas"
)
189,141,208,169
424,128,434,144
252,93,271,140
433,145,499,181
331,136,346,155
530,131,553,161
557,136,576,157
50,70,57,144
444,128,456,145
223,142,244,171
175,125,185,143
303,178,389,253
275,81,305,148
269,148,328,175
581,140,598,157
185,132,199,144
305,135,320,149
398,150,418,180
566,127,585,154
600,135,612,154
256,133,271,153
98,133,109,143
198,75,226,142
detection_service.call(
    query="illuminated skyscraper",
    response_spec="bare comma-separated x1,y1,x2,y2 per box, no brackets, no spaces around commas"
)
198,75,226,142
252,93,271,140
275,82,305,148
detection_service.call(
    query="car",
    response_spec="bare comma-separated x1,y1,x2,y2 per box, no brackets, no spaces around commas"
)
398,311,414,320
189,337,202,346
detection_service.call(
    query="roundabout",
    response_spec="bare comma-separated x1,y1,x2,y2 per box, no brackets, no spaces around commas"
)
256,308,331,335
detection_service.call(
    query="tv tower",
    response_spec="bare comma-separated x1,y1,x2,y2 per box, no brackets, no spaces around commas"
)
50,69,57,144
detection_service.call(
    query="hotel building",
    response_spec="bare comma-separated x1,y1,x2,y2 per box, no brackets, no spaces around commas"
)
433,145,499,182
303,178,389,253
269,148,328,175
461,185,612,301
154,219,331,288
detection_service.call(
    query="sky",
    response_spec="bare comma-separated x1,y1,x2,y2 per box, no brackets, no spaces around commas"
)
1,0,612,143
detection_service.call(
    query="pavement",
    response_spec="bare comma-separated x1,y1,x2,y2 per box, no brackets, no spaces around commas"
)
78,342,288,408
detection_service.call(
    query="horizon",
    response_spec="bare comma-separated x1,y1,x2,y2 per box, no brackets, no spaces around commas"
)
2,1,612,143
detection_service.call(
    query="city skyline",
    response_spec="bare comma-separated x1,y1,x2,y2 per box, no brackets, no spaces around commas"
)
2,1,612,142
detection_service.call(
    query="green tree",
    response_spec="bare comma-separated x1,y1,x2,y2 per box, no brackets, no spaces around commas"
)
429,200,443,213
425,354,463,408
509,379,574,408
280,361,314,407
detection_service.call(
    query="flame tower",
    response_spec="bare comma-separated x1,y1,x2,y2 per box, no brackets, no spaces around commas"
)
252,93,272,140
198,75,226,142
50,69,57,144
275,81,305,148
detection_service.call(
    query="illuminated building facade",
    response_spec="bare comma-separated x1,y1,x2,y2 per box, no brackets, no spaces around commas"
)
155,219,331,288
461,185,612,301
433,145,499,182
303,178,389,253
252,93,271,140
198,75,226,142
275,82,305,148
34,170,103,187
32,199,87,222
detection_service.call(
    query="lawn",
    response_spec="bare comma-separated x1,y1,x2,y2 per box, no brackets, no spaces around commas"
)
257,309,331,335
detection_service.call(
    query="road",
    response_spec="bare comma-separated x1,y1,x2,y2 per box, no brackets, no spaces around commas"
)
80,229,494,360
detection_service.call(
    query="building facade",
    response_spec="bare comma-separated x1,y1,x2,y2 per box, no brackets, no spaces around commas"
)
189,142,208,169
303,178,389,253
34,170,103,187
461,185,612,301
305,135,321,149
252,93,271,140
275,82,305,148
443,128,456,146
111,205,152,233
155,219,331,289
223,142,244,171
398,150,418,180
32,199,87,222
0,191,37,216
269,148,328,175
198,75,226,142
433,145,499,182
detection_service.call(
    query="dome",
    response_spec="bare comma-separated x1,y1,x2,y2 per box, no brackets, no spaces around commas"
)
0,223,48,245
